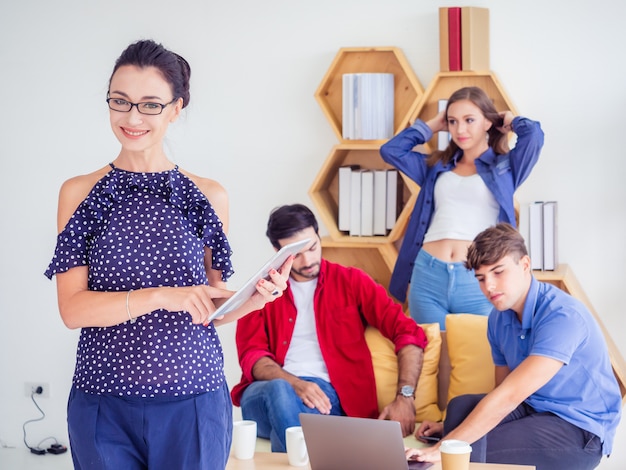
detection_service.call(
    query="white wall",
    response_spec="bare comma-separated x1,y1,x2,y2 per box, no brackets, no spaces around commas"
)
1,0,624,467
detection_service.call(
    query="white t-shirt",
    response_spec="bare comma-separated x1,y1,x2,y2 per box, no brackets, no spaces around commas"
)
283,278,330,381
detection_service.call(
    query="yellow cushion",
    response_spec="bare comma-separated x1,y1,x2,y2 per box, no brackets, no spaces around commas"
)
446,314,495,405
365,323,443,422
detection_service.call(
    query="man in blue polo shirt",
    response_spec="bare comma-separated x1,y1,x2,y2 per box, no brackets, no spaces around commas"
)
407,223,622,470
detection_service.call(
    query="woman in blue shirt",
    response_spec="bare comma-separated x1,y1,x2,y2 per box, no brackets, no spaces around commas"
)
380,86,543,329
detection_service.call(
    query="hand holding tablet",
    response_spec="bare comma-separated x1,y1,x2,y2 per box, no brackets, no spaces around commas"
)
208,238,310,322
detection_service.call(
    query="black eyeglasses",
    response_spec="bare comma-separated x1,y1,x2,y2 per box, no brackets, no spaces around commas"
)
106,95,176,115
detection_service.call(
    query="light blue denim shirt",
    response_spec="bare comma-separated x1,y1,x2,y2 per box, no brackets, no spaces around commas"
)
487,277,622,455
380,117,544,301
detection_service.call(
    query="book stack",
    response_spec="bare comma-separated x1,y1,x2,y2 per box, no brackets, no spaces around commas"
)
439,6,490,72
437,99,450,150
338,166,401,236
342,73,395,140
523,201,558,271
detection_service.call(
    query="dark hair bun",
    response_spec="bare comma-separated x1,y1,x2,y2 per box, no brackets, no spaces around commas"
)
109,39,192,108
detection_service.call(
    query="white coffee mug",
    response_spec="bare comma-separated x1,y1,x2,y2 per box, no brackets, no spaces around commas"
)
285,426,309,467
232,420,257,460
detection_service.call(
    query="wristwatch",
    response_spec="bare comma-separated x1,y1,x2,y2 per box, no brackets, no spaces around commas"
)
397,385,415,398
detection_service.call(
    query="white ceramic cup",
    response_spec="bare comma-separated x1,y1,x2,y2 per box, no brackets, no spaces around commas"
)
285,426,309,467
232,420,257,460
439,439,472,470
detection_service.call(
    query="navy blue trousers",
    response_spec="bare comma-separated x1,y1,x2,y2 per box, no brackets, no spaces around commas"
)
444,394,603,470
67,386,233,470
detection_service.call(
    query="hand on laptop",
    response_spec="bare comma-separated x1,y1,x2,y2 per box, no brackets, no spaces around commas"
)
378,396,416,436
405,443,441,463
406,446,441,464
294,379,332,414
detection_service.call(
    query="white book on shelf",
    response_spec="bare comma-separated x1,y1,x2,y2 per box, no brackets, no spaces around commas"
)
342,74,354,140
529,201,544,270
360,170,375,236
542,201,558,271
437,99,450,151
386,170,401,230
342,73,394,140
373,169,388,235
338,165,359,232
349,169,365,236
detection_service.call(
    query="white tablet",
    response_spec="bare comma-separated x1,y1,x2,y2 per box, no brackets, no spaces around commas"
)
208,238,311,321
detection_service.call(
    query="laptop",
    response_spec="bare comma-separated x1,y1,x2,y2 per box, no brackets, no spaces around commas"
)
299,414,433,470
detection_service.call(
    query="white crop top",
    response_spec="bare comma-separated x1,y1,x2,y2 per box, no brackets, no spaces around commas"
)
283,278,330,382
423,172,499,243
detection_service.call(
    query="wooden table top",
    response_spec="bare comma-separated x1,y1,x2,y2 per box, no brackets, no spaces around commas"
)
226,452,535,469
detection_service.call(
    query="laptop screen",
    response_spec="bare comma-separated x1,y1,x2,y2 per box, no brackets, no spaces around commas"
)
299,414,433,470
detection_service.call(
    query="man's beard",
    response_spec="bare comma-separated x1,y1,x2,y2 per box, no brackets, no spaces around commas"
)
291,262,320,280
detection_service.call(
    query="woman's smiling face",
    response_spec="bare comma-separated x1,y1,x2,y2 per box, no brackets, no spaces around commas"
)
446,98,492,154
108,65,182,157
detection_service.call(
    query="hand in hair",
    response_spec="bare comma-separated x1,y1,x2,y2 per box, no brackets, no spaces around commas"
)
425,109,448,134
497,110,515,133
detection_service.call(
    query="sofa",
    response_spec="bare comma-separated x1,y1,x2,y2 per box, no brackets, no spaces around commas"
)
252,313,494,452
367,313,494,425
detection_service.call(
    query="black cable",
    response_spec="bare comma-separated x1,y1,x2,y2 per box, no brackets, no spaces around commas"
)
22,390,47,454
22,388,67,455
36,436,60,449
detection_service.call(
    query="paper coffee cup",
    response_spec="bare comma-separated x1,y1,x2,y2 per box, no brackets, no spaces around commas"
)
232,420,257,460
440,439,472,470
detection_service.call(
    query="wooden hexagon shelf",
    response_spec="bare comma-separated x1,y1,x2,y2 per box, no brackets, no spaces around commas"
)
314,47,424,143
410,71,518,151
321,239,402,302
308,142,419,242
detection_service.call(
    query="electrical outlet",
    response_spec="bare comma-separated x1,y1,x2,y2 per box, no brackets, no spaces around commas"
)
24,382,50,398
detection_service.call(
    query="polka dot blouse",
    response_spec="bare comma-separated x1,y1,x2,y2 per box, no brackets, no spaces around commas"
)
45,164,234,398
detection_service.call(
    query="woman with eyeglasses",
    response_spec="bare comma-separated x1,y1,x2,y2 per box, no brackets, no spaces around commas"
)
45,39,292,470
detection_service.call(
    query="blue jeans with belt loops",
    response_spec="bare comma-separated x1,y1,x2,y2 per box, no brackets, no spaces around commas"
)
409,249,492,330
240,377,343,452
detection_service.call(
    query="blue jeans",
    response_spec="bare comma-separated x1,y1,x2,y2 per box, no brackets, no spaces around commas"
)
240,377,343,452
444,394,603,470
408,249,492,330
67,386,233,470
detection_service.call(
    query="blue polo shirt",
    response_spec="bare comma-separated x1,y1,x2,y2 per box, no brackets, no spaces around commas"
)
487,277,622,455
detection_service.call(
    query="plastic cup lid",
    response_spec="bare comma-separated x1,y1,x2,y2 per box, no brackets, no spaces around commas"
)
440,439,472,454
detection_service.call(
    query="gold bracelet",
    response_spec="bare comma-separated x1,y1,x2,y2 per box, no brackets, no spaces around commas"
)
126,289,136,324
